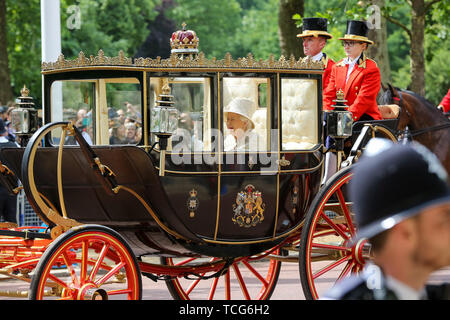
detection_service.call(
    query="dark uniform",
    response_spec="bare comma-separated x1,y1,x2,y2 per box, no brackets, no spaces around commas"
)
323,141,450,300
324,264,450,300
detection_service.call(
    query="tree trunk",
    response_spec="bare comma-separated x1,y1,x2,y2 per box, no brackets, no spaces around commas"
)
0,0,13,105
367,0,391,86
278,0,304,59
410,0,426,96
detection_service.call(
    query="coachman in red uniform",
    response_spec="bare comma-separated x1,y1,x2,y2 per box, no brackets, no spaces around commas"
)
323,20,382,122
296,17,335,91
438,89,450,113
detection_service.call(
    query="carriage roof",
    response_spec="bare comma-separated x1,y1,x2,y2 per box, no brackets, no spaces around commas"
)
41,50,324,74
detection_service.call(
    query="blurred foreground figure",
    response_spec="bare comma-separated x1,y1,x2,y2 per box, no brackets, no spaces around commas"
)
324,139,450,300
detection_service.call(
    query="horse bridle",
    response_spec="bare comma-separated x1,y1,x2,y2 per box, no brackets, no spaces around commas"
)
392,90,450,138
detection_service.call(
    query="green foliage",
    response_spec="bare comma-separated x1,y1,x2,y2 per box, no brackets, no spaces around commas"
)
425,35,450,105
168,0,283,60
5,0,158,105
230,0,281,59
5,0,42,104
167,0,242,59
323,27,345,62
60,0,159,58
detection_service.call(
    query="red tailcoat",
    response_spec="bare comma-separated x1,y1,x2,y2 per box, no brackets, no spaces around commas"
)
322,53,335,91
439,89,450,113
323,54,382,121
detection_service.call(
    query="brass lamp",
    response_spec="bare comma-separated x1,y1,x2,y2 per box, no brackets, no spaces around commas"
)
11,85,40,147
325,89,353,139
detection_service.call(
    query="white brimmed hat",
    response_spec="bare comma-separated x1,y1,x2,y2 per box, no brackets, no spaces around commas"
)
224,98,256,130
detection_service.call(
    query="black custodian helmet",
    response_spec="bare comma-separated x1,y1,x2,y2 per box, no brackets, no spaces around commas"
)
349,139,450,243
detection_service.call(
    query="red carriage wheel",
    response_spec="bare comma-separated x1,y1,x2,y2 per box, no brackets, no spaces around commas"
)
299,166,371,299
29,225,142,300
160,248,282,300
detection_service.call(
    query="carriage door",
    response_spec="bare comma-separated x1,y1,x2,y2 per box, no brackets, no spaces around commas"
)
148,74,221,240
215,74,279,242
277,75,323,235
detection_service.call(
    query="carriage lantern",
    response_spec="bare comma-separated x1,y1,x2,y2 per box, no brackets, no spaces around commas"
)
325,89,353,138
11,85,40,147
151,81,178,176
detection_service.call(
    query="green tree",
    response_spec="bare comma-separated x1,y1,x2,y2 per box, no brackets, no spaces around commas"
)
4,0,41,104
2,0,159,105
278,0,304,59
231,0,281,59
0,0,13,104
382,0,448,96
61,0,159,58
425,36,450,105
167,0,242,59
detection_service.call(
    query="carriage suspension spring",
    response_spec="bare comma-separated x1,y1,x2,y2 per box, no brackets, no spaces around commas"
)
182,258,234,281
142,258,235,282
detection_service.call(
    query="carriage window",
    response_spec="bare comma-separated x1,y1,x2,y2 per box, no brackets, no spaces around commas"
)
106,81,142,145
222,77,270,152
281,78,318,150
50,80,95,145
149,77,211,152
50,78,141,146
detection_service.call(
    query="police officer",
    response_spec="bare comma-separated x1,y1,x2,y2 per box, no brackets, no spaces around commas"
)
297,17,335,91
323,20,382,122
323,139,450,300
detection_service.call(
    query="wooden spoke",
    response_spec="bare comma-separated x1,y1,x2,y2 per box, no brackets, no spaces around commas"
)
233,263,251,300
88,243,110,282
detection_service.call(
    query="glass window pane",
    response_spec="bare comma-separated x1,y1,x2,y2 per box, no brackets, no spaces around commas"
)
106,82,141,145
149,77,211,152
223,77,269,151
281,78,318,150
51,80,95,145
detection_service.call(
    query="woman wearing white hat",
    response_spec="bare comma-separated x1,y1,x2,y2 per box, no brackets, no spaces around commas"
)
223,98,261,151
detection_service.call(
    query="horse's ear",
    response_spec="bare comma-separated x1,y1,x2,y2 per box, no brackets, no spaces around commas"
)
387,83,398,96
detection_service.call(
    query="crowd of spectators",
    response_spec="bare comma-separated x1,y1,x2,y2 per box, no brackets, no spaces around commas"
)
66,101,142,146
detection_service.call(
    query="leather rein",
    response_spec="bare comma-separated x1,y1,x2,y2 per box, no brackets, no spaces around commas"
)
392,91,450,138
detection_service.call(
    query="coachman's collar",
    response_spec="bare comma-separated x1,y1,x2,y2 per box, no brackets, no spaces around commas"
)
337,53,367,69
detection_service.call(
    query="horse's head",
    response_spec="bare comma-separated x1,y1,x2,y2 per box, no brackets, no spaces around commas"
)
380,83,411,131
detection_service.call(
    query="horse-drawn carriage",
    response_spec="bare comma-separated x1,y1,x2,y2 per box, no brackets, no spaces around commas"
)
0,25,447,300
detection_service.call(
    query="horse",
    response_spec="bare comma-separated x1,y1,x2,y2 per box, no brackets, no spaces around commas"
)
380,84,450,174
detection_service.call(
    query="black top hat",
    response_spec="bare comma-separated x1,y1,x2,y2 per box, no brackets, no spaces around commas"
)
339,20,373,44
297,17,333,39
349,139,450,243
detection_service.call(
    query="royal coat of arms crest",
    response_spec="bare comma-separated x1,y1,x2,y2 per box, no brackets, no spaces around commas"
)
232,184,265,228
